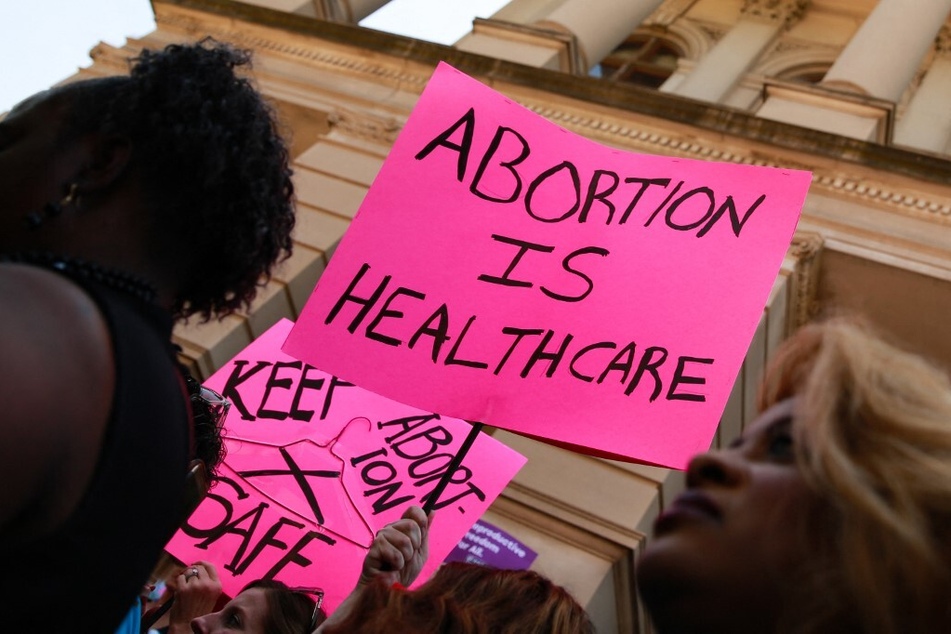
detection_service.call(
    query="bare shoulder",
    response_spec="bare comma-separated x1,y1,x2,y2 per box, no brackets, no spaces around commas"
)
0,264,115,535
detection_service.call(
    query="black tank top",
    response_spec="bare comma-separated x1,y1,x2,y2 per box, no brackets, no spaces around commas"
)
0,271,191,633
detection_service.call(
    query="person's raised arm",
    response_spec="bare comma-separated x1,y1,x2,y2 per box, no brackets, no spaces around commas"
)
316,505,431,633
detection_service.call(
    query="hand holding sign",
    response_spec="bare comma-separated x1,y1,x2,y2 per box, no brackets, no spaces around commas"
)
359,505,431,588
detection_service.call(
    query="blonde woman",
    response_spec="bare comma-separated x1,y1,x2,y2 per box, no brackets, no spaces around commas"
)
636,318,951,633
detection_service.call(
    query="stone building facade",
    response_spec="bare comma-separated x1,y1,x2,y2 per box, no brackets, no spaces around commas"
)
68,1,951,631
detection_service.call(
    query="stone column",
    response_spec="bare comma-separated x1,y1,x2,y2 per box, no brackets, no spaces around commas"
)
894,27,951,154
316,0,391,23
540,0,664,70
669,0,808,103
455,0,662,72
757,1,951,142
822,0,951,101
240,0,319,15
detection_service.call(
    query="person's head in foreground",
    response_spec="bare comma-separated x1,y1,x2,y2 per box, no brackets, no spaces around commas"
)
190,578,324,634
636,317,951,633
320,561,595,634
0,36,295,321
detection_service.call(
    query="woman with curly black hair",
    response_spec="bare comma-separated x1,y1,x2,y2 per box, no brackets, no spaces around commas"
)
0,39,295,632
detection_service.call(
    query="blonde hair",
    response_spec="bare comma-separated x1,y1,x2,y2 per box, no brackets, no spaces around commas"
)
760,318,951,633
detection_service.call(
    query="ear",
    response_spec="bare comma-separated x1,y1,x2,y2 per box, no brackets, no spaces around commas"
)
75,132,132,194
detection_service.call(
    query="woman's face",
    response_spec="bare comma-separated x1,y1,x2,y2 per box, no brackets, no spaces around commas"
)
190,588,270,634
636,398,827,633
0,88,84,250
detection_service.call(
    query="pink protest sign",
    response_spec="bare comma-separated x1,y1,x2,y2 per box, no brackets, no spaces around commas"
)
283,62,811,469
165,319,526,610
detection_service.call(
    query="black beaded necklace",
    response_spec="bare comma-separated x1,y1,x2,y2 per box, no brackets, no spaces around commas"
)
0,251,159,305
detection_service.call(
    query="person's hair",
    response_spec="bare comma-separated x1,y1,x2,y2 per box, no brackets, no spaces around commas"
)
759,317,951,633
241,579,326,634
323,562,595,634
60,38,294,321
184,371,227,477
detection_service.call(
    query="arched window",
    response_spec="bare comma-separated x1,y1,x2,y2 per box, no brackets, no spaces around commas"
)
775,63,829,86
596,33,683,88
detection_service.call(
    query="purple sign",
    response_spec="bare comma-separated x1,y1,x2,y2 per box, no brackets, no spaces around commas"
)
445,519,537,570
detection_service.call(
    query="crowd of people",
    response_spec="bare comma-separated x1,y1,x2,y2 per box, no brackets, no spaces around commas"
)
3,33,951,634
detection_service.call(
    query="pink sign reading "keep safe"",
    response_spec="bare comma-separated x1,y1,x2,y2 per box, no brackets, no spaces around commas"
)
284,62,811,469
165,319,526,610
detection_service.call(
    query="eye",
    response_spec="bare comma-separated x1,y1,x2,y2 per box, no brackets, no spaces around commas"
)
765,424,795,460
226,610,242,628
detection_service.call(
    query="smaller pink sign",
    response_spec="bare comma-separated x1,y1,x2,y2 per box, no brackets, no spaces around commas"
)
165,319,526,611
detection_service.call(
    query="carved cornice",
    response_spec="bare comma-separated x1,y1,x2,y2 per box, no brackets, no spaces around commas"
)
936,25,951,57
147,2,951,227
645,0,699,28
741,0,809,28
87,42,134,75
770,35,837,55
696,21,729,44
327,108,401,144
519,100,951,224
154,9,430,91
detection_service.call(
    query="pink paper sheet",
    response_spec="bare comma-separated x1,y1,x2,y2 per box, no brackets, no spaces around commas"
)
165,319,526,610
284,62,811,469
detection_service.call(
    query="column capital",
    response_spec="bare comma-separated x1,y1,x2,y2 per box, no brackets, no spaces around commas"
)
788,231,824,329
646,0,697,27
936,25,951,57
740,0,809,28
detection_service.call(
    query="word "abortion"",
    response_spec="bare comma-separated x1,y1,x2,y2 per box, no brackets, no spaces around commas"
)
416,107,767,238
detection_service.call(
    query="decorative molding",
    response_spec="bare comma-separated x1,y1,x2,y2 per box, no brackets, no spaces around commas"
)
646,0,700,28
753,38,837,76
634,19,715,62
741,0,809,28
769,35,837,56
696,21,728,44
86,43,134,75
936,25,951,57
327,107,401,144
154,9,430,90
787,232,824,328
149,4,951,225
521,98,951,224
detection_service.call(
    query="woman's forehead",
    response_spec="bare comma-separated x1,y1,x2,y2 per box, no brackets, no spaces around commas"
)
745,397,798,437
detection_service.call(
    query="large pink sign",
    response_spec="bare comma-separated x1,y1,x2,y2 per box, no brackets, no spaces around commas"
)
165,319,526,610
284,63,811,468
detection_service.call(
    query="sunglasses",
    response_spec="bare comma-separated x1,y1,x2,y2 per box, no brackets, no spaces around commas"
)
186,375,230,426
291,586,325,632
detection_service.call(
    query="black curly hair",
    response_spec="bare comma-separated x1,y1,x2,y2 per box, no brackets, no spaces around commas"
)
61,38,295,320
183,372,227,478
